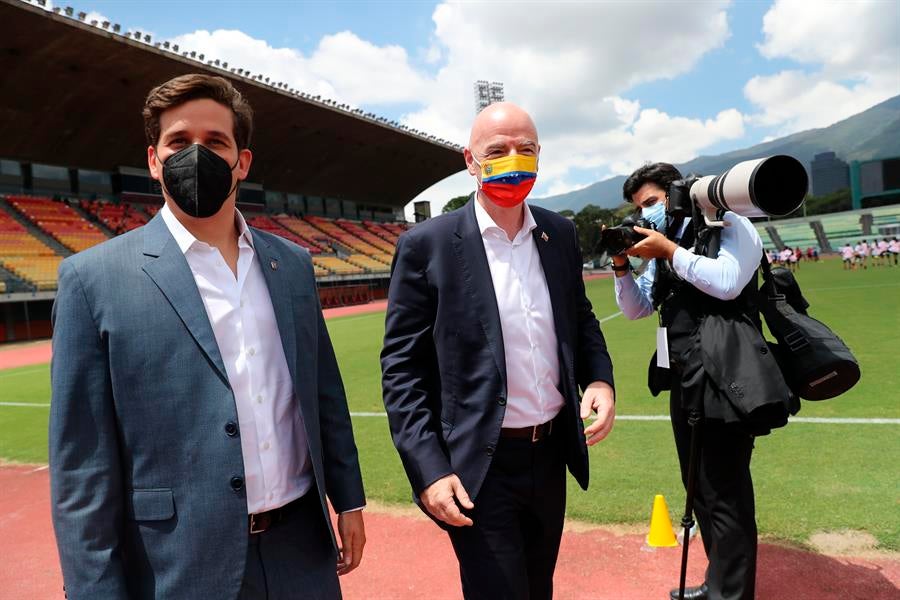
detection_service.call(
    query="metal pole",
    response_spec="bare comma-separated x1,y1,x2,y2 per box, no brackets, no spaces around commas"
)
677,411,703,600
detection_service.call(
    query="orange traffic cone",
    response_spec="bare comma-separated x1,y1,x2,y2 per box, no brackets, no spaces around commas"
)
646,494,679,547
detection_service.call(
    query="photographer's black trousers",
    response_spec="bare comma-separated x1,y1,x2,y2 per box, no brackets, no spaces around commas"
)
670,387,758,600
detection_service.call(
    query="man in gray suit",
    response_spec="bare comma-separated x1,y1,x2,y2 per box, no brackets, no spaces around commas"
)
50,74,366,600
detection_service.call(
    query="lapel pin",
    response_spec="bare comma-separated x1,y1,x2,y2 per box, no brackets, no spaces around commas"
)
270,259,278,271
541,231,549,243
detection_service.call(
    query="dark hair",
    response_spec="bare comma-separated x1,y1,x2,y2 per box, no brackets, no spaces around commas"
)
143,74,254,149
622,162,683,202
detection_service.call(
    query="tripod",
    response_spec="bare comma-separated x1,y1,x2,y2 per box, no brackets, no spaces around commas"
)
677,410,702,600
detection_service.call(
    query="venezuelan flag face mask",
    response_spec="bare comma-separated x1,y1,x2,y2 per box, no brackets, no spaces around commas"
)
472,153,538,208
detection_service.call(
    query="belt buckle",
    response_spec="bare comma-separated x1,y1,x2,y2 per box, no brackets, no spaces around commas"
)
249,513,268,535
532,420,553,442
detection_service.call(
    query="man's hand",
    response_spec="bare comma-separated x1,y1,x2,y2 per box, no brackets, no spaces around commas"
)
419,474,474,527
627,226,678,261
336,510,366,576
580,380,615,446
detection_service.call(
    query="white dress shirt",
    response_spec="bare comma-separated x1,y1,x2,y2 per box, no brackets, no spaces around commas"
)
474,199,565,428
614,211,763,320
161,204,312,514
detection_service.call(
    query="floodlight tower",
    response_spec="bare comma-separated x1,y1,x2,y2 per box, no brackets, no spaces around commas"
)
474,80,504,114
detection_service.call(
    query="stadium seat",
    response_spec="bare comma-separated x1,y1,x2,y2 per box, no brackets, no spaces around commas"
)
0,202,63,289
247,215,321,253
81,199,148,234
273,216,331,253
7,195,109,253
818,212,866,249
0,194,409,294
313,256,365,276
346,253,390,273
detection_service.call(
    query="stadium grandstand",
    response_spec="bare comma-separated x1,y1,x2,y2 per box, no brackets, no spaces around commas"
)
754,204,900,253
0,0,464,343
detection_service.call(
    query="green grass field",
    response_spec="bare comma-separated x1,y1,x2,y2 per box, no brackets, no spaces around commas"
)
1,258,898,549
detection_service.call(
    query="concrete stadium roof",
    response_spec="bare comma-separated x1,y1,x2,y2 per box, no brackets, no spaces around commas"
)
0,0,465,207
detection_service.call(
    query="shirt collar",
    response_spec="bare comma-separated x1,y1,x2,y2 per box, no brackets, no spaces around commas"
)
160,203,254,255
473,196,538,243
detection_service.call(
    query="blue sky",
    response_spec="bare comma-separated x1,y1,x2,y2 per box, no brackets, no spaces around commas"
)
61,0,900,213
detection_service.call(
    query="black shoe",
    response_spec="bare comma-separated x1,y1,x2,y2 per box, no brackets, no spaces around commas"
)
669,583,708,600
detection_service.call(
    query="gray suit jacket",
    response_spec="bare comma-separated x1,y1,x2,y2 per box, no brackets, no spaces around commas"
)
49,213,365,600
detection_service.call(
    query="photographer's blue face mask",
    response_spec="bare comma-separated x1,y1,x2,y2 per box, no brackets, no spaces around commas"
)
641,202,667,233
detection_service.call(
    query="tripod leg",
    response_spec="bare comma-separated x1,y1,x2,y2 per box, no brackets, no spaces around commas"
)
678,411,702,600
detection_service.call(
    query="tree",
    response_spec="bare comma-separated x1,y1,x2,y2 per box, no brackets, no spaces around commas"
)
559,209,575,218
572,204,619,259
442,195,470,214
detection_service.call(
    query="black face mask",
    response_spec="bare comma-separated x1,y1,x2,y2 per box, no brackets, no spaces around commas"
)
159,144,240,218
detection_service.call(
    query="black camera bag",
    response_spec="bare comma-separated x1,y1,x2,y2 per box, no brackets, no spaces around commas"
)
758,256,860,400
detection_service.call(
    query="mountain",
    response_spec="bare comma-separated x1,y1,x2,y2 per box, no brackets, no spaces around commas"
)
534,94,900,212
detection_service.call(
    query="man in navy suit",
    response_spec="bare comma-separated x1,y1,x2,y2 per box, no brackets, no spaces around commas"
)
50,74,365,600
381,102,616,599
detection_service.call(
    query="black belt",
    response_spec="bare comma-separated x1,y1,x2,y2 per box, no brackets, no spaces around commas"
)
248,494,307,535
500,418,554,442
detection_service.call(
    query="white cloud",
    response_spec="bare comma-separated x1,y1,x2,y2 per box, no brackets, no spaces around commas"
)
535,103,745,190
168,29,427,106
83,11,109,25
746,0,900,135
161,1,749,211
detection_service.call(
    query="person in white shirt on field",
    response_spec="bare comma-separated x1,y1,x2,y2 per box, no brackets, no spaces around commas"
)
840,243,855,270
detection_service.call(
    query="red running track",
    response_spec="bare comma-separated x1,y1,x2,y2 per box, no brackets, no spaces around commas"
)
2,466,897,599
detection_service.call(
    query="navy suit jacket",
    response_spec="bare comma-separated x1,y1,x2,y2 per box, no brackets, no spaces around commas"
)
381,198,614,505
49,213,365,600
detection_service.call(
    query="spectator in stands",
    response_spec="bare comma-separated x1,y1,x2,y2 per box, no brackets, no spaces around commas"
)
381,102,615,599
840,243,855,270
50,73,365,600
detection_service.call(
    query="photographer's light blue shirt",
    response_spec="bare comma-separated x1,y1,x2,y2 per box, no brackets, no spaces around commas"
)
614,211,763,320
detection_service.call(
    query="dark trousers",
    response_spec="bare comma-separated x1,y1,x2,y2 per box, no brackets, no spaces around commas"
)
238,491,341,600
671,387,758,600
447,433,567,600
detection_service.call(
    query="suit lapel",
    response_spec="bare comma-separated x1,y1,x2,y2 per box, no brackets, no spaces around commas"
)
141,214,230,387
251,230,298,387
531,210,570,346
452,197,507,383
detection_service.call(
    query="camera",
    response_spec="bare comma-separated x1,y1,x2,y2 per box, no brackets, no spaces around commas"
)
597,216,654,256
667,155,809,221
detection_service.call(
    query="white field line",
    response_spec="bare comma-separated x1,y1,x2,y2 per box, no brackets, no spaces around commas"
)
0,404,895,424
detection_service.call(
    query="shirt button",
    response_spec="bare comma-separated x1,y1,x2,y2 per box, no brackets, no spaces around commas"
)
256,394,263,404
247,347,256,357
240,299,245,308
497,396,507,406
224,421,238,437
486,444,495,457
262,441,270,451
230,476,244,491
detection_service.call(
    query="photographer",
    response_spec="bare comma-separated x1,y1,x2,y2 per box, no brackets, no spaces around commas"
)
611,163,764,600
